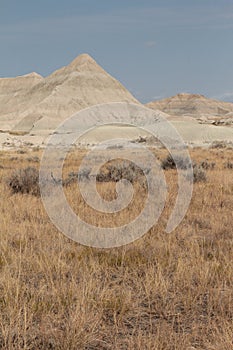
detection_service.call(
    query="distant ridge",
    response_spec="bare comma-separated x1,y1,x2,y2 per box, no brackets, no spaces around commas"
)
145,93,233,144
146,93,233,124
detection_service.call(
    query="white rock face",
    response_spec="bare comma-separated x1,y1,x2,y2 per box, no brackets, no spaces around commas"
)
0,54,139,136
146,94,233,145
0,57,233,149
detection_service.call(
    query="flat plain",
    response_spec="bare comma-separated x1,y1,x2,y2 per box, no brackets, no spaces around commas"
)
0,146,232,349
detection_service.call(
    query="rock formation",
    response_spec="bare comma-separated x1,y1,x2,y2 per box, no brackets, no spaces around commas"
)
0,54,139,136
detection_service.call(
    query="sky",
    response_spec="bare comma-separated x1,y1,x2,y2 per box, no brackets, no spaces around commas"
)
1,0,233,103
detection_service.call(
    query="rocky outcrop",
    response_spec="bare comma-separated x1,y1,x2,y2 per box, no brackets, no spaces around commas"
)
0,54,139,135
146,93,233,125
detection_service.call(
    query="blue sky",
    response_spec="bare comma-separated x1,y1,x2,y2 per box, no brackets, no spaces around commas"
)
1,0,233,102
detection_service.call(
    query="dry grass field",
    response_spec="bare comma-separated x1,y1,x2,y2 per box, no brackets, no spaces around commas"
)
0,147,232,349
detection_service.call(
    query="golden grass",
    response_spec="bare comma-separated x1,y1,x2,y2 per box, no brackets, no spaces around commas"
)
0,147,232,349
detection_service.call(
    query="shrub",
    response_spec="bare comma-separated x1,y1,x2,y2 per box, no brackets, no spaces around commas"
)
210,141,227,149
199,160,215,170
6,167,40,196
161,154,176,170
64,169,90,186
27,156,40,163
17,149,27,154
162,154,193,170
64,162,148,188
96,161,146,184
185,163,207,183
224,160,233,169
193,166,207,183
